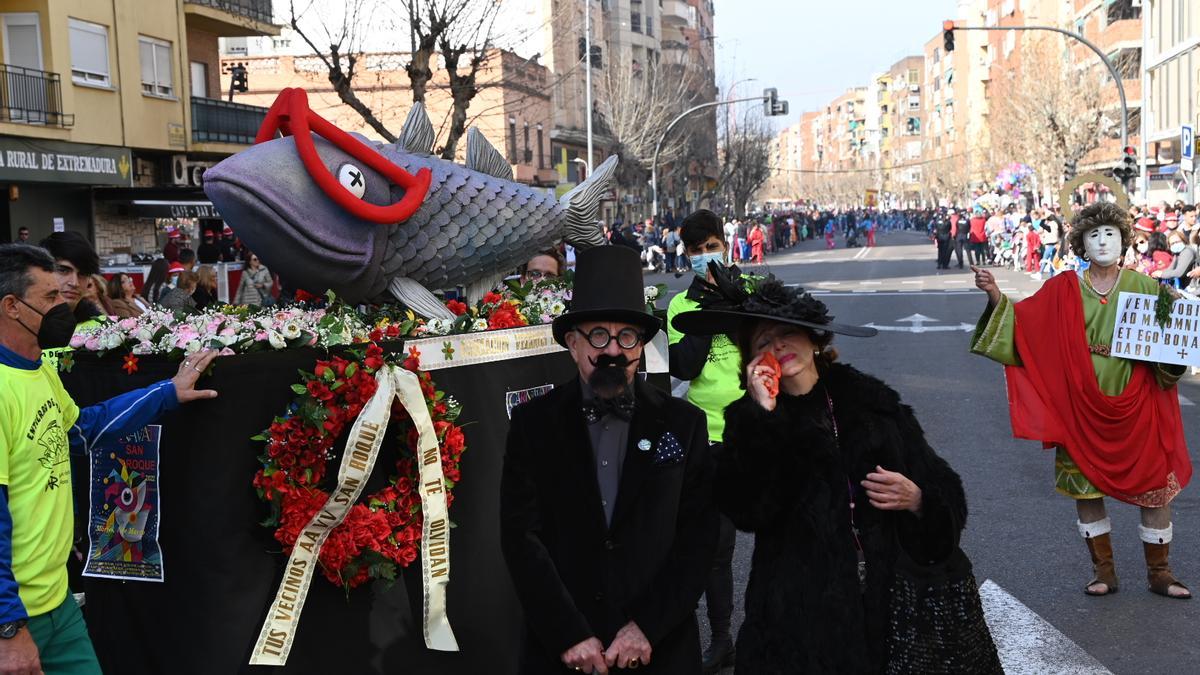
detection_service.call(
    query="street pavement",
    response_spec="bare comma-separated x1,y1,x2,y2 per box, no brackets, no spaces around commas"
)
648,229,1200,674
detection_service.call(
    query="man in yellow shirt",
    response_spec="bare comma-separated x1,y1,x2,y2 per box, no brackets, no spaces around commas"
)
0,244,218,674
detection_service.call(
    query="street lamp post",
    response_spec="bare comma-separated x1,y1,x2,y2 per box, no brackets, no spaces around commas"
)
946,22,1133,193
651,94,778,218
584,0,594,174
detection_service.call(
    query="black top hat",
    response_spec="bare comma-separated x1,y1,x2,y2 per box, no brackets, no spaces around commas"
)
552,246,661,347
671,262,877,338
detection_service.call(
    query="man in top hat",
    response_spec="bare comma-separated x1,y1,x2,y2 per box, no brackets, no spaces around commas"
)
501,245,718,674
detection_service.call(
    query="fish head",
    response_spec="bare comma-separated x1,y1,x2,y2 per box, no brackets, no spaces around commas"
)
204,132,419,303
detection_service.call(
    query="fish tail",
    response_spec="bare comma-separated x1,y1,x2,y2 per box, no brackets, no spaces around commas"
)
560,155,618,249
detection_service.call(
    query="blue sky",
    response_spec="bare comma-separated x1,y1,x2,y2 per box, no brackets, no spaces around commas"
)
715,0,959,125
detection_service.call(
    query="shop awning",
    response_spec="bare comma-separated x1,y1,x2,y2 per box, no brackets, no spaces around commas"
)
93,187,223,219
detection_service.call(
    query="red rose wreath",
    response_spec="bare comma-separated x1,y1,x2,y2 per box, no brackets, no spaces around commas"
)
252,343,466,589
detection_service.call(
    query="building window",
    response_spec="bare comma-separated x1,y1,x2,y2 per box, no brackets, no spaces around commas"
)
139,36,173,97
190,61,208,98
523,122,531,164
631,10,642,33
537,124,545,169
508,117,518,163
68,18,110,86
645,17,653,38
1106,0,1140,23
1109,47,1141,80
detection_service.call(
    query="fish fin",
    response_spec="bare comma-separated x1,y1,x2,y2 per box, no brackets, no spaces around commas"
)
388,277,455,319
400,102,435,155
560,154,618,249
463,272,507,307
466,128,514,181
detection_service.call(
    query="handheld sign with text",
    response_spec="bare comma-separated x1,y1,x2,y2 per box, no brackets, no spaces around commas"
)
1110,292,1200,367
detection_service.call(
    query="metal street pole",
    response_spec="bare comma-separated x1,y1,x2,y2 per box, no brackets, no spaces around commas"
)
950,24,1132,192
584,0,594,174
652,95,768,218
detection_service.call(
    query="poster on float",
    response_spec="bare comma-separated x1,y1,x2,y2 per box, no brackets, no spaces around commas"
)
83,425,165,582
1110,292,1200,368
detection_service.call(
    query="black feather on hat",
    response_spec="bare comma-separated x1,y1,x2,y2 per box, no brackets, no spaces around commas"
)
672,262,877,338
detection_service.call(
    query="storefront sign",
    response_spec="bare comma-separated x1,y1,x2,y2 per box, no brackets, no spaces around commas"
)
123,200,222,219
1111,292,1200,367
168,123,187,149
0,136,132,186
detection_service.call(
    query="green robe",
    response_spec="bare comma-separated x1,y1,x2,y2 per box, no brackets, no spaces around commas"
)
971,269,1185,498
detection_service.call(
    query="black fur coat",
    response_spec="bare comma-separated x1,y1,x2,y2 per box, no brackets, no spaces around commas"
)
719,363,968,674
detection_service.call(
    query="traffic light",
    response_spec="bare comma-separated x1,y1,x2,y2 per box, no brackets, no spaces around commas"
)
943,20,955,53
228,63,248,101
763,88,789,117
1063,158,1077,182
1113,145,1138,181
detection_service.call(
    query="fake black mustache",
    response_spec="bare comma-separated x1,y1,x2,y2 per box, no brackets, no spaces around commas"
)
589,353,641,369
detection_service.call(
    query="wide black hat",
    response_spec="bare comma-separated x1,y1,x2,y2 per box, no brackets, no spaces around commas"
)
552,245,662,347
671,262,877,338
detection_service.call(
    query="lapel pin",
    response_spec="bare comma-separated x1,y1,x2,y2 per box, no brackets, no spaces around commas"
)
638,439,652,452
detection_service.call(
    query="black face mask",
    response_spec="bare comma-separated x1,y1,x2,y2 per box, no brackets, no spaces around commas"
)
16,298,78,350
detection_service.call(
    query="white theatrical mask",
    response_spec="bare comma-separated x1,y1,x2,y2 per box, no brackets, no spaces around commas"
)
1084,225,1123,267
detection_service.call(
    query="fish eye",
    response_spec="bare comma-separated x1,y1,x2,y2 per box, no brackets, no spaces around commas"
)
338,163,367,199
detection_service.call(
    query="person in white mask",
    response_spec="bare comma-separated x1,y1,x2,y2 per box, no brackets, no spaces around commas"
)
972,201,1191,600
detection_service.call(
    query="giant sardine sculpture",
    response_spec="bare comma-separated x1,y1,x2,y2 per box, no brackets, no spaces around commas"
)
203,88,616,318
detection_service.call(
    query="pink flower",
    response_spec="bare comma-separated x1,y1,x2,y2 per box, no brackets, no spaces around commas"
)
84,336,100,351
69,333,87,349
255,330,269,341
117,318,138,331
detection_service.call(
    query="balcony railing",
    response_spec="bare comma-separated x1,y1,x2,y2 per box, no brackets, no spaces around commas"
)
191,96,267,145
0,64,74,127
185,0,274,25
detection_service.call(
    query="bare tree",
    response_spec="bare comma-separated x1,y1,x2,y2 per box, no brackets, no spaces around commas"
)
287,0,400,142
988,34,1106,194
287,0,502,153
433,1,502,160
720,109,773,218
596,54,700,189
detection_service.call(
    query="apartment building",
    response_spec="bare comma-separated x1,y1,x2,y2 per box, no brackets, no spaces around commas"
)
1143,0,1200,202
0,0,277,255
1071,0,1144,173
882,56,925,203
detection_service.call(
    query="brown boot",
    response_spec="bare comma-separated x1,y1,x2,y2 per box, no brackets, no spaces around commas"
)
1084,533,1119,596
1143,542,1191,599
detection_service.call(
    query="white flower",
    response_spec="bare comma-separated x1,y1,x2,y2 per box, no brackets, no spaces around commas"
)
547,301,567,316
267,331,287,349
472,318,489,332
98,331,124,351
184,340,204,355
644,286,659,303
426,318,451,335
281,320,302,340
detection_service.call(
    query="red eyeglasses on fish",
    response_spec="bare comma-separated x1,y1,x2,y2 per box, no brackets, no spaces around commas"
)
254,88,432,224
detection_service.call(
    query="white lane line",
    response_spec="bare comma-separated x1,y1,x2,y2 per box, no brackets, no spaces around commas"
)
818,281,842,286
901,280,923,285
852,289,878,293
979,580,1112,674
944,280,968,284
860,281,883,285
1180,394,1195,407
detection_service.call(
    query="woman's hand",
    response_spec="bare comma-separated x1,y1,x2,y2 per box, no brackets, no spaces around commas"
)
861,466,923,515
971,266,1001,307
745,354,777,412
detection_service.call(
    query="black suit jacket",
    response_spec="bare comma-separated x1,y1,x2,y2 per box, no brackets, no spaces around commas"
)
501,377,717,674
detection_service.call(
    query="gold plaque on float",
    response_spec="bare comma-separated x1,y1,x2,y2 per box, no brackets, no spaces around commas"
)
1058,172,1130,220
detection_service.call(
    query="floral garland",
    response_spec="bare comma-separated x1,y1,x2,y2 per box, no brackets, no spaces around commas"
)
252,343,465,589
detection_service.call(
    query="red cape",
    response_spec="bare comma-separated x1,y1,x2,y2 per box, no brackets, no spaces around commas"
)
1005,273,1190,506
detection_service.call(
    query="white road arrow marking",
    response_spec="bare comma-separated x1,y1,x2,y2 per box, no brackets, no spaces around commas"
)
979,580,1112,674
865,322,974,333
1180,394,1195,407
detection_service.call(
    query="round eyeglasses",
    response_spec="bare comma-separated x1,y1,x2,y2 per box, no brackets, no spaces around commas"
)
574,326,644,350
